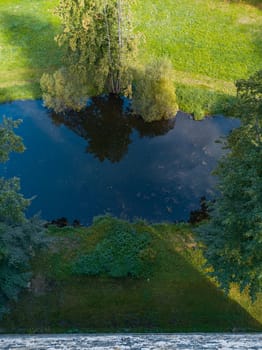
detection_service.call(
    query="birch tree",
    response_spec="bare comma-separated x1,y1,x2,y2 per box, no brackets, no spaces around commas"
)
41,0,137,112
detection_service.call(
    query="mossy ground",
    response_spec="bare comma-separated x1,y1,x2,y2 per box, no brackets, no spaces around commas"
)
1,217,261,333
0,0,261,117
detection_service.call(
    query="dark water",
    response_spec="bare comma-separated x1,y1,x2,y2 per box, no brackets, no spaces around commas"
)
0,97,240,225
0,334,261,349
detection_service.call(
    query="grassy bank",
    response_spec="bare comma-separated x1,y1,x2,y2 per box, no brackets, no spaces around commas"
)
1,216,261,333
0,0,261,117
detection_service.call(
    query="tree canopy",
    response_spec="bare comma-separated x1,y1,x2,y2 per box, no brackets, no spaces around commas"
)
41,0,136,112
0,118,45,318
197,71,262,299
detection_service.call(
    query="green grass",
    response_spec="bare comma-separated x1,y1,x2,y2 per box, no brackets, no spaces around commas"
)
0,0,261,116
0,0,63,102
134,0,262,116
1,217,261,333
134,0,262,82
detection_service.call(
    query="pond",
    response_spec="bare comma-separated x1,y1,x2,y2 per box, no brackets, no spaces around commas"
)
0,96,240,225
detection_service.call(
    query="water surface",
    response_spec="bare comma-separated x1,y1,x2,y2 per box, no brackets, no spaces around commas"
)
0,98,240,224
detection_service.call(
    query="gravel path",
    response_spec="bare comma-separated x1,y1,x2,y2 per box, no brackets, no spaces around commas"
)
0,333,261,349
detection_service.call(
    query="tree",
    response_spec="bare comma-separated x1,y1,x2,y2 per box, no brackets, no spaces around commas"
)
132,58,178,122
41,0,136,112
0,117,25,163
197,71,262,299
0,118,46,319
235,70,262,143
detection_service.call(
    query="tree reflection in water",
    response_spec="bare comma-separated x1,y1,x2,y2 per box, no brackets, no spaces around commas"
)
51,94,176,163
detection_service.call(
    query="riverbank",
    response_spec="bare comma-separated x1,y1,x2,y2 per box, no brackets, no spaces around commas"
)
0,0,261,118
1,217,261,333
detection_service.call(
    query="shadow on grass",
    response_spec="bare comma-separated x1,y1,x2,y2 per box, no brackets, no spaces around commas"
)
0,11,62,100
226,0,262,9
1,238,261,333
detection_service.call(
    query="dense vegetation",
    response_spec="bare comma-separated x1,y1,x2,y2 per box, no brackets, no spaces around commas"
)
197,70,262,300
72,217,154,278
0,118,46,319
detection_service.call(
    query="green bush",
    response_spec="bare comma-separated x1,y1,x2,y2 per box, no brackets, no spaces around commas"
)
41,67,88,113
0,217,46,318
132,58,178,122
72,217,154,278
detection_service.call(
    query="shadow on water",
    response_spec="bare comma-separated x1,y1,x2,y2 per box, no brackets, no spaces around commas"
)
2,244,261,332
51,94,175,163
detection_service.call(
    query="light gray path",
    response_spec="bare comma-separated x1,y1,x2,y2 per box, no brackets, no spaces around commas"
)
0,334,261,349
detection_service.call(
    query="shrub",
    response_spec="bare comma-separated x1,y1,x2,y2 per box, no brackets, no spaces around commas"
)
40,67,88,113
72,217,154,278
132,58,178,122
0,217,46,318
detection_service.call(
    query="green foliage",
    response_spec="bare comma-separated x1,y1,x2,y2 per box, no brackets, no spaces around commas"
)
0,217,46,318
235,70,262,141
0,118,46,319
41,0,137,111
0,117,25,163
197,71,262,299
0,177,30,225
40,68,88,113
132,58,178,122
73,217,154,278
0,118,28,224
